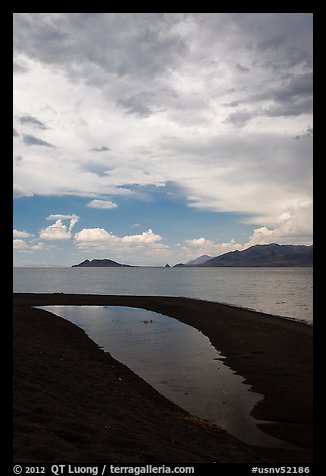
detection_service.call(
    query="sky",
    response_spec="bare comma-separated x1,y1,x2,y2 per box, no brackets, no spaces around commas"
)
13,13,313,267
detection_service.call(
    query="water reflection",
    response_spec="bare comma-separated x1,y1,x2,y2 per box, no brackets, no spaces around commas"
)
38,305,293,448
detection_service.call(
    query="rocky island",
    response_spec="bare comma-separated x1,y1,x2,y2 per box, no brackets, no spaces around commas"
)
72,259,131,268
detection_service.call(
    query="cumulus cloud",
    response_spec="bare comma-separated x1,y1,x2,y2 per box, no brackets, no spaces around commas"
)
22,134,55,148
74,228,112,245
181,201,313,260
121,229,161,244
87,200,118,209
13,239,29,249
183,237,243,258
13,229,33,238
74,227,166,256
13,237,54,253
185,237,208,247
40,214,79,240
13,128,19,137
30,242,46,250
40,220,72,240
245,201,313,245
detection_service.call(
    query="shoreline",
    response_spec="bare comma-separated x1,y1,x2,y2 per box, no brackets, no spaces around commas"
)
13,293,312,463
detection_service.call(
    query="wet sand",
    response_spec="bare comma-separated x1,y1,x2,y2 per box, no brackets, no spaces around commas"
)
13,293,312,463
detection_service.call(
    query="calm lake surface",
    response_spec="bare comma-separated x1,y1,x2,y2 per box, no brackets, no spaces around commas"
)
38,305,292,448
15,267,313,322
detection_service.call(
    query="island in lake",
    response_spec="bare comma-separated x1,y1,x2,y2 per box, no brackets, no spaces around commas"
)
72,258,131,268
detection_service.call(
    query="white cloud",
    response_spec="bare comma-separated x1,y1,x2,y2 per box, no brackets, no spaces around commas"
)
13,239,29,249
47,214,79,220
87,200,118,209
74,227,167,258
244,200,313,245
13,183,33,198
185,237,214,247
30,242,46,250
45,214,79,235
13,238,55,253
181,201,313,260
183,237,243,259
121,229,161,244
13,15,312,213
13,13,313,253
68,216,79,233
40,219,72,240
74,228,115,245
13,229,33,238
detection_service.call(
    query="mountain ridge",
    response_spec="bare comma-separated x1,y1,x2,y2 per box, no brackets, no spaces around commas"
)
71,244,313,268
185,254,212,266
199,243,313,267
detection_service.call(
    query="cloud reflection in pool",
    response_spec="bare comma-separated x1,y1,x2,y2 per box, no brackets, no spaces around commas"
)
38,305,292,448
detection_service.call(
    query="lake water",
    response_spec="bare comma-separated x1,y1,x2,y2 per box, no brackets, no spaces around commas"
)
38,305,293,448
15,267,313,322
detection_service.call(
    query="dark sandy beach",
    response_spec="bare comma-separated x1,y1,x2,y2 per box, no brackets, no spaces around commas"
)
13,293,313,463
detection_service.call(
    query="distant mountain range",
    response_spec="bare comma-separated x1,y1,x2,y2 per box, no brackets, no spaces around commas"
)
72,244,313,268
175,244,313,267
185,255,212,266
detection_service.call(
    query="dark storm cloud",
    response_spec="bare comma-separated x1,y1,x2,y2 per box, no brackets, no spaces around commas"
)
294,127,313,140
241,14,313,73
223,100,241,108
283,47,313,70
13,13,312,125
273,72,312,102
247,72,312,105
230,71,313,125
117,94,153,117
90,146,111,152
22,134,55,148
117,87,179,117
263,97,313,118
15,154,23,165
13,13,187,82
236,63,250,73
19,115,48,130
260,73,313,118
223,109,254,127
13,61,29,74
256,34,287,51
13,128,19,137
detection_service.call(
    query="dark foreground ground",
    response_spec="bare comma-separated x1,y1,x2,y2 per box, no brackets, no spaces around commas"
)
13,293,313,463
